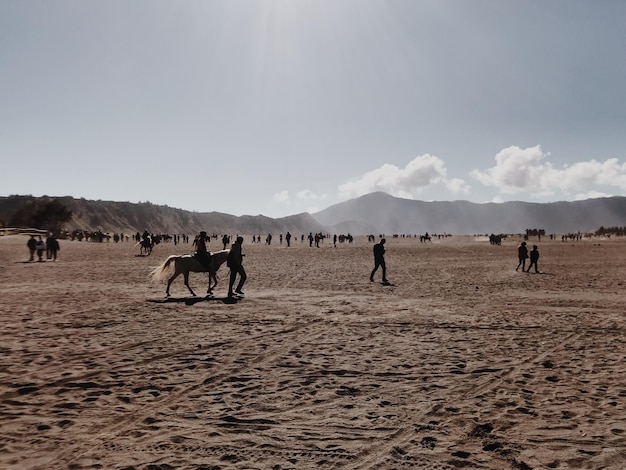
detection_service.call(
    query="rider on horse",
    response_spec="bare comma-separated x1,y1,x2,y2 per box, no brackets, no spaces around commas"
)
193,231,211,271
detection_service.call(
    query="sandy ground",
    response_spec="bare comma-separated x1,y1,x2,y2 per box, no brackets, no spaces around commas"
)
1,233,625,470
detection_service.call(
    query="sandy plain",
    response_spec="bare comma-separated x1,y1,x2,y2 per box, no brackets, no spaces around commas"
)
1,233,625,470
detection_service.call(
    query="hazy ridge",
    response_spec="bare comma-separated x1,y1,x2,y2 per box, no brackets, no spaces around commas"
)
1,193,625,236
313,192,626,234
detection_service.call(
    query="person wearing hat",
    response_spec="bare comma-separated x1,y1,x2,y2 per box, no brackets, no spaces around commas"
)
193,231,211,271
516,241,529,272
227,236,247,298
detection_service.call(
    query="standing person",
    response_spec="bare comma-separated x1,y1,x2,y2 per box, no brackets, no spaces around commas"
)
526,245,540,273
285,231,292,247
36,236,46,262
193,231,211,271
46,233,55,259
27,235,37,261
370,238,389,284
516,241,529,271
227,236,247,299
47,235,60,261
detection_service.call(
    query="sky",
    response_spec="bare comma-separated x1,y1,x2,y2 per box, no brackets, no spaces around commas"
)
1,1,625,218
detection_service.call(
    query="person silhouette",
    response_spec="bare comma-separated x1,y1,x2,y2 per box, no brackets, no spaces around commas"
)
27,235,37,261
370,238,389,284
516,241,528,271
526,245,540,273
227,236,247,299
193,231,211,271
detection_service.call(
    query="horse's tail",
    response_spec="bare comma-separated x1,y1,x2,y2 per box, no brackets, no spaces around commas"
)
149,255,178,282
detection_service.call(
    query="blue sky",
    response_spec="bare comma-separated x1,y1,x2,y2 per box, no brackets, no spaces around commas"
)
1,1,625,217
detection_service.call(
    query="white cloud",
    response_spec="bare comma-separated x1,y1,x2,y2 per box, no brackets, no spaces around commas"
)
272,190,290,203
470,146,626,197
338,154,470,199
296,189,319,200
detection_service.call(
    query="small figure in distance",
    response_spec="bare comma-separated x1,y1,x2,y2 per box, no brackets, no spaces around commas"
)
193,231,212,272
526,245,540,273
27,235,37,261
370,238,390,284
227,236,247,299
46,233,60,261
35,236,46,262
516,241,528,272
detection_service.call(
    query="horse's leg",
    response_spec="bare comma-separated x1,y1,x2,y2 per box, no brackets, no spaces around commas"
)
207,271,217,295
183,270,196,296
166,271,180,297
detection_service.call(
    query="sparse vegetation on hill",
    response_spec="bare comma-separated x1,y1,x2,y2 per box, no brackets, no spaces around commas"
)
0,195,326,237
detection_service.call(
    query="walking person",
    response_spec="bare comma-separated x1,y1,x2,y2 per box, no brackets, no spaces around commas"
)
516,241,529,271
526,245,540,273
370,238,389,284
227,236,247,299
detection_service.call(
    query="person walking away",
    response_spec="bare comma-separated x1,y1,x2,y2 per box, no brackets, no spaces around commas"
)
227,236,247,298
516,241,528,271
27,235,37,261
370,238,389,284
193,231,211,271
36,236,46,262
526,245,540,273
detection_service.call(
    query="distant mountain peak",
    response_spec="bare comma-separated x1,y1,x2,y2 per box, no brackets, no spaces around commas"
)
312,192,626,234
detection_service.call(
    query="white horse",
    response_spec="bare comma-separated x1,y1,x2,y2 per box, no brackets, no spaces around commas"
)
150,250,229,297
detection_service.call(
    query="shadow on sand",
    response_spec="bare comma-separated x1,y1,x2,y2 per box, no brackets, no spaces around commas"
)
147,295,240,305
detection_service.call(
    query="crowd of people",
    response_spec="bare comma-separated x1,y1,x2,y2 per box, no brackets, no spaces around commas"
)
25,228,547,301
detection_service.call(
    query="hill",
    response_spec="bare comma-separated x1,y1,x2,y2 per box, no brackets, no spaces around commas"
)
2,193,625,237
312,192,626,235
0,195,326,237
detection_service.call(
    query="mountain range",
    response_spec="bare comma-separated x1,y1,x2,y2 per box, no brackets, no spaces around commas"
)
313,192,626,235
1,193,625,236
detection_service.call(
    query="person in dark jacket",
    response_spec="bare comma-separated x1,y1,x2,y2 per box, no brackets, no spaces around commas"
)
193,231,211,270
526,245,540,273
516,241,529,271
27,235,37,261
370,238,389,284
227,236,247,298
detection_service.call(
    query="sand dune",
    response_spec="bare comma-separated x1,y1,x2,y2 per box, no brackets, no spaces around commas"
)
1,234,625,469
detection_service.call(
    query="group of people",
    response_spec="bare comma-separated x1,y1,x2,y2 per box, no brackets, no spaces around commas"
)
516,241,540,273
191,232,394,299
193,231,246,299
27,234,60,262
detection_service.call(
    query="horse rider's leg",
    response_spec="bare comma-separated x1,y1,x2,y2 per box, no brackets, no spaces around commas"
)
183,271,196,296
